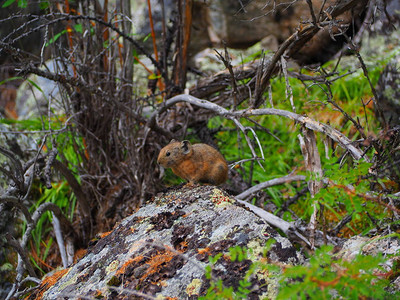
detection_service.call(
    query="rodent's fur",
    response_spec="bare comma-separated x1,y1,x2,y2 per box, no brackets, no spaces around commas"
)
157,140,228,185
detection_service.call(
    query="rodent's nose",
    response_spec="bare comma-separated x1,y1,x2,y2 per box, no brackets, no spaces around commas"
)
157,154,163,165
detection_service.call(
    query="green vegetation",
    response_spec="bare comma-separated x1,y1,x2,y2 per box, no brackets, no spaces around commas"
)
202,244,400,299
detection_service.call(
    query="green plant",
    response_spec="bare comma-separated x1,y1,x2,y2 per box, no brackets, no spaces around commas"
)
1,114,81,274
277,245,398,300
200,247,253,300
201,244,399,300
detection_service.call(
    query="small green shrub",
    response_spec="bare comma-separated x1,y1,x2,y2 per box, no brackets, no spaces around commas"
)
201,245,399,299
277,245,398,300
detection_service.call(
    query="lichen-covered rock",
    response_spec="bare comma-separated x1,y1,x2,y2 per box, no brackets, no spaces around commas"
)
32,186,303,299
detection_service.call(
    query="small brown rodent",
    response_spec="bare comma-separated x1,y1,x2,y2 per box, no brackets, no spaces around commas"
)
157,140,228,185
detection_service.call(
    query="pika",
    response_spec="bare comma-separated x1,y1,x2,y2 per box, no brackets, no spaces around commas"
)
157,140,228,185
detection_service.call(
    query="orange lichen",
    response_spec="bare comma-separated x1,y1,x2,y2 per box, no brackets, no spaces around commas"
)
177,240,188,252
98,231,112,239
197,247,211,255
74,248,87,263
116,256,144,276
43,268,69,287
140,250,176,281
27,268,69,300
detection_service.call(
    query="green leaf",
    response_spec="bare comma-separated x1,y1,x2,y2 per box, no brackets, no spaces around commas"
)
143,33,151,42
0,76,24,85
74,24,83,33
26,78,44,92
17,0,27,8
229,247,237,261
46,29,67,46
2,0,16,8
39,0,49,10
148,73,161,80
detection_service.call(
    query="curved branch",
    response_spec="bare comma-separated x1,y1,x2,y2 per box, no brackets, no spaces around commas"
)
5,233,37,278
232,108,366,160
0,146,24,190
0,195,33,223
150,94,366,160
149,95,264,163
236,174,307,200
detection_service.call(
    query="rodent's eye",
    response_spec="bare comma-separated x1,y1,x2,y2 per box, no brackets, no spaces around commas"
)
166,151,170,157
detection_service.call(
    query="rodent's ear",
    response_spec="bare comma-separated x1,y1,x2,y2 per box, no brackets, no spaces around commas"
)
181,140,191,154
169,139,177,144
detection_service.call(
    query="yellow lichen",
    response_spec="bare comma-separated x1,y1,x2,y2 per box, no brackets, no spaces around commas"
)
211,188,233,207
186,278,202,296
106,260,120,273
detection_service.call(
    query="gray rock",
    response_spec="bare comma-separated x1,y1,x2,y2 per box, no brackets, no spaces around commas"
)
336,235,400,273
34,185,303,299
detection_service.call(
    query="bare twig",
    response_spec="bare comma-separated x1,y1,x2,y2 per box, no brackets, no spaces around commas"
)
44,149,58,189
0,146,24,190
306,0,318,26
149,94,366,160
346,35,387,128
0,195,33,223
5,233,37,278
280,55,295,113
215,47,239,109
252,0,368,107
51,212,68,268
0,13,163,78
235,198,310,246
236,174,306,200
330,212,353,236
298,128,323,249
252,24,316,107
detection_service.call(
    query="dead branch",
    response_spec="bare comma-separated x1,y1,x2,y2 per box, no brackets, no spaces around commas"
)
6,201,76,300
51,212,69,268
44,149,58,189
215,47,239,108
298,127,324,249
5,233,37,279
0,13,163,78
235,198,310,246
344,34,387,128
329,212,353,236
148,94,264,164
253,0,369,107
150,94,367,160
298,128,323,197
0,195,32,223
0,144,79,299
236,174,306,200
0,146,24,191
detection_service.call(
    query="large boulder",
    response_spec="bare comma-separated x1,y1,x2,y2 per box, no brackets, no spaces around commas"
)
30,185,303,299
